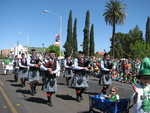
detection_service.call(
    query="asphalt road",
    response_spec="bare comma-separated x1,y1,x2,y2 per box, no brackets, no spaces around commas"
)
0,90,12,113
0,74,134,113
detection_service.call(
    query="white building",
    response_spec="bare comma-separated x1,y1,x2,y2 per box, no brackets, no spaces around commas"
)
10,44,28,58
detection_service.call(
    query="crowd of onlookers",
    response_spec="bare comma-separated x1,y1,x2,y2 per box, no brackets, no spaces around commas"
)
78,56,142,85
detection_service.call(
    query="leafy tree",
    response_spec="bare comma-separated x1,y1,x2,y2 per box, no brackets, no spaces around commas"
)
129,25,144,43
112,32,131,58
103,0,126,58
111,26,144,58
89,24,95,56
46,45,60,56
130,41,150,59
83,10,90,56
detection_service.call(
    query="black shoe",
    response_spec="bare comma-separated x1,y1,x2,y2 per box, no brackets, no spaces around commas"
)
30,89,35,96
80,96,83,100
47,101,53,107
21,84,25,88
31,91,34,96
66,80,69,86
76,96,80,102
14,75,18,82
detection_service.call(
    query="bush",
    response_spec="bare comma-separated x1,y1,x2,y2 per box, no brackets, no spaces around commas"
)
46,45,60,56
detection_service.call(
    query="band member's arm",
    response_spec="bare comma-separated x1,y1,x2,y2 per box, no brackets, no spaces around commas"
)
100,60,110,71
52,61,60,74
72,58,86,70
64,60,70,68
40,64,48,71
27,57,35,67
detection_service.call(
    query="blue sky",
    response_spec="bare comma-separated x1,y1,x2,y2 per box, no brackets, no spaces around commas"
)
0,0,150,52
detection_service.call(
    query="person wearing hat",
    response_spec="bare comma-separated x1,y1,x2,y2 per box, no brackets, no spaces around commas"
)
131,57,150,113
40,50,60,106
27,49,40,95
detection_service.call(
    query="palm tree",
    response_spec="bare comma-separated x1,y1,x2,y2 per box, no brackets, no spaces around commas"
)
103,0,126,58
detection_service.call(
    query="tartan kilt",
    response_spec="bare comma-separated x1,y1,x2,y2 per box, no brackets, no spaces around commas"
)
18,69,28,79
43,77,57,92
64,68,73,78
99,73,112,85
28,70,40,82
71,74,88,88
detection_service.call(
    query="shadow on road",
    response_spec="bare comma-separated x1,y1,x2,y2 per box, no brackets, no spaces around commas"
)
57,82,66,86
11,83,23,87
6,79,16,83
56,94,77,101
84,91,98,96
25,97,47,104
77,110,101,113
16,89,31,95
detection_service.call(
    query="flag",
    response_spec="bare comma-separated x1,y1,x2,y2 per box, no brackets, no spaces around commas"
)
55,34,60,39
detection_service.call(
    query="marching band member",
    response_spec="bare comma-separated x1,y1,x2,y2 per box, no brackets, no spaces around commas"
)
72,51,89,102
18,53,28,87
40,50,60,107
27,49,40,95
13,55,19,82
100,53,113,93
64,55,74,86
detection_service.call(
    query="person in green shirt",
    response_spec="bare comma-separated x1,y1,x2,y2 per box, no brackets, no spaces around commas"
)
104,87,120,102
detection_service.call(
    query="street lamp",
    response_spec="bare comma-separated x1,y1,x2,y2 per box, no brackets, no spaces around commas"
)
42,43,45,55
41,10,62,57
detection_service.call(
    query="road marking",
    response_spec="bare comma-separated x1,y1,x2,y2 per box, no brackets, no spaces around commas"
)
16,104,21,107
3,105,7,109
0,82,18,113
0,79,4,86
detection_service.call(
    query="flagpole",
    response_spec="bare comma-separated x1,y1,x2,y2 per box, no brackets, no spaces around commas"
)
41,10,62,57
59,16,62,57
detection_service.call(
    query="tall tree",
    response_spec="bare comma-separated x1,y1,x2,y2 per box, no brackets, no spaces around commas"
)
146,17,150,44
130,40,150,59
129,25,144,43
72,18,78,56
64,10,73,56
89,24,95,56
103,0,126,58
111,26,144,58
112,32,131,58
83,10,90,56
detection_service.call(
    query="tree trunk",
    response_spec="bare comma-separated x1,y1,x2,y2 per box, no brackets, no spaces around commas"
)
112,22,116,58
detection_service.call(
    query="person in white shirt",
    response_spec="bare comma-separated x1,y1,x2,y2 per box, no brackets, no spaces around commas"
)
131,57,150,113
40,50,60,107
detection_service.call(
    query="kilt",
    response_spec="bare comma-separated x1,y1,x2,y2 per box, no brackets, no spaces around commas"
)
64,68,73,78
18,69,28,79
13,68,19,75
43,77,57,92
28,70,40,82
71,74,88,88
99,73,112,85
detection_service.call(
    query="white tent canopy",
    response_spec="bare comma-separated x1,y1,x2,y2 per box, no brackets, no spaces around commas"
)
11,44,28,57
